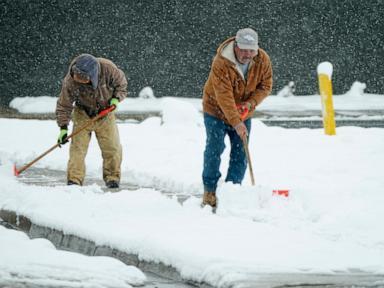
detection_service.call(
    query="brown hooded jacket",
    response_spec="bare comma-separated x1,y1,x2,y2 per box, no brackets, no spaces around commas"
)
203,37,273,127
56,56,127,128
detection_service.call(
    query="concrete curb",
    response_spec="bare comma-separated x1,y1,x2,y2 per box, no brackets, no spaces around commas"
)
0,110,162,121
2,110,384,128
0,209,213,288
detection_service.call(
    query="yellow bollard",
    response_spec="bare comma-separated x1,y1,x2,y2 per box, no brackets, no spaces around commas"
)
317,62,336,135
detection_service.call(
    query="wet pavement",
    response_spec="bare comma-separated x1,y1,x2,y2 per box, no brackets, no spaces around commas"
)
17,166,139,191
17,167,192,203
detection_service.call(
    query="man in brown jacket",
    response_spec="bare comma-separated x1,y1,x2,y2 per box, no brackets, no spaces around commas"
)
56,53,127,188
202,28,273,208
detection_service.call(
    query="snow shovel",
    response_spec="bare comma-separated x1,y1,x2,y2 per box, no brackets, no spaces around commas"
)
13,105,116,176
236,103,289,196
236,103,255,185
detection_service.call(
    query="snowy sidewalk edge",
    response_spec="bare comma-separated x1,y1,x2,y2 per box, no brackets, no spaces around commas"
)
0,209,214,288
0,110,162,121
2,210,384,287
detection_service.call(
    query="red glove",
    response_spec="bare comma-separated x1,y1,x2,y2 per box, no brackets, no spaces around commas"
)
236,102,252,121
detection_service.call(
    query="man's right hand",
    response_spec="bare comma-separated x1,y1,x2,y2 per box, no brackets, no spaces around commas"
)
57,128,68,145
234,122,248,141
109,97,119,109
237,102,251,121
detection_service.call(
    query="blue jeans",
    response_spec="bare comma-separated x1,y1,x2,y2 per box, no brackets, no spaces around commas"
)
202,113,251,192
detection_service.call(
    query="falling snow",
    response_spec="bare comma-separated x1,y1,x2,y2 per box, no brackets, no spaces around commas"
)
1,1,383,105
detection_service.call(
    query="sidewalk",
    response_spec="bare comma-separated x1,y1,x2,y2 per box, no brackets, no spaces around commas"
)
1,167,383,288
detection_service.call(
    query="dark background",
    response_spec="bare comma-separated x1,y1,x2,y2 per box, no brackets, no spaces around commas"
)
1,0,383,106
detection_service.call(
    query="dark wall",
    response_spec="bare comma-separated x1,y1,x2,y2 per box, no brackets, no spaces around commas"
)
1,0,383,106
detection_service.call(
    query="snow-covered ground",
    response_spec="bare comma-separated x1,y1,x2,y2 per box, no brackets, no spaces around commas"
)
0,226,145,288
1,88,384,287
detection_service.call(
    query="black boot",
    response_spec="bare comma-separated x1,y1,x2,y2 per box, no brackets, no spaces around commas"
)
67,180,80,186
106,180,119,189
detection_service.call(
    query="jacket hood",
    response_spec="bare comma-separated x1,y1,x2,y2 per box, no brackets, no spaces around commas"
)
217,37,257,80
71,54,99,89
217,36,258,66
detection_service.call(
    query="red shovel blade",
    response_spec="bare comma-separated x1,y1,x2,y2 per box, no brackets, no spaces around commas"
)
13,164,20,177
273,189,289,197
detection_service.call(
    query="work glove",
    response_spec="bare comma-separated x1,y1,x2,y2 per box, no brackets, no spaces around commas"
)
237,102,252,121
109,98,119,109
234,122,248,141
57,127,68,145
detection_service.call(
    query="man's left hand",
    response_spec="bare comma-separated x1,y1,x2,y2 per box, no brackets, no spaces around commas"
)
234,122,248,141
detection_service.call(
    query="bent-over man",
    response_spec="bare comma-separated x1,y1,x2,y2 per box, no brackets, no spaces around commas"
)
56,53,127,188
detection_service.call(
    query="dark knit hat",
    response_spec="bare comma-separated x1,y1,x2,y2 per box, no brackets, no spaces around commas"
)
72,54,99,89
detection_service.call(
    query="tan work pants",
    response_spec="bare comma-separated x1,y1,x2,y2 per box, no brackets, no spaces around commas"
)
67,108,122,185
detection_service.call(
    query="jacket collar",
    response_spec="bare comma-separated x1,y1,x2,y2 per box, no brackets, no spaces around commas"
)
219,39,255,80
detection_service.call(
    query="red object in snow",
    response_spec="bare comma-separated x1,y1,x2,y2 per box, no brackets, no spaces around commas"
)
13,164,20,176
272,189,289,197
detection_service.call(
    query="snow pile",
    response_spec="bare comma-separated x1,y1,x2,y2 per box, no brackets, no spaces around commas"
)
138,86,155,99
161,97,202,126
9,96,57,113
0,226,146,288
345,81,367,97
276,81,295,97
